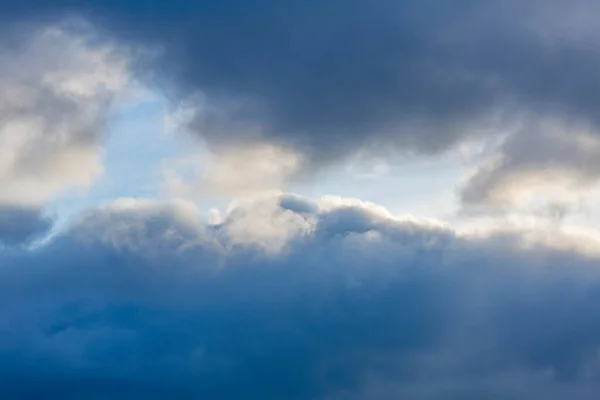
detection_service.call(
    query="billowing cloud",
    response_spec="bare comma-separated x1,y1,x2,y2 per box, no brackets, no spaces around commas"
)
0,21,130,206
0,21,132,243
4,3,600,396
2,193,600,398
461,119,600,211
3,0,600,197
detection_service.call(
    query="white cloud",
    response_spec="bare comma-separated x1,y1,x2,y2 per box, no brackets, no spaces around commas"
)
0,22,132,206
163,144,303,199
461,119,600,215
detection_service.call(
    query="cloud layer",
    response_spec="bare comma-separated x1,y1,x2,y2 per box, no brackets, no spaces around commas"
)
3,3,600,397
3,0,600,200
2,194,600,398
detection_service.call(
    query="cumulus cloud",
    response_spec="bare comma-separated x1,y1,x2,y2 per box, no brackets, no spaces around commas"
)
2,193,600,398
461,120,600,210
0,21,133,244
163,145,303,198
0,22,130,206
2,0,600,199
4,3,600,397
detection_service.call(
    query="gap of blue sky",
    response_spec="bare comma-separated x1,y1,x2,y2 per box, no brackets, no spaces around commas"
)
47,92,466,227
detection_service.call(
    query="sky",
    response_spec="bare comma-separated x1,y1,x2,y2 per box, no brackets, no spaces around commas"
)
4,1,600,398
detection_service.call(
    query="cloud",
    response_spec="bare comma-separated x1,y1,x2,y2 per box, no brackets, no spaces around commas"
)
0,205,52,246
163,145,303,198
0,21,134,245
0,21,130,206
2,193,600,398
3,0,600,197
461,120,600,210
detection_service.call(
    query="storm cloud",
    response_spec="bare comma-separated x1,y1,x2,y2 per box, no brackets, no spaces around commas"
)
2,0,600,198
3,3,600,397
1,194,600,398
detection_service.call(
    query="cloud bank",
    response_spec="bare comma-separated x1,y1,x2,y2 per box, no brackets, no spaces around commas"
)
2,193,600,398
2,0,600,201
2,4,600,396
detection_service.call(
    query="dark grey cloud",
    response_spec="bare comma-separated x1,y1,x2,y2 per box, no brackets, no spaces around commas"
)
1,194,600,398
0,205,51,245
3,0,600,178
